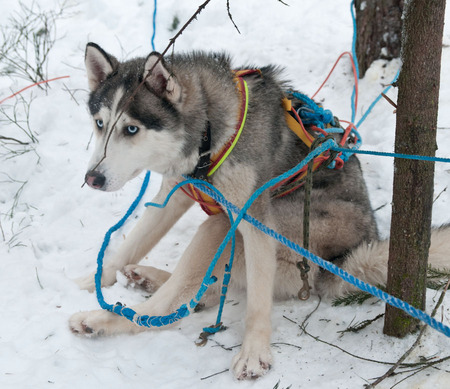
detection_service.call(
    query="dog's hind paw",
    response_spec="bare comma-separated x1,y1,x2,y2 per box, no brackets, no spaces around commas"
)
69,311,107,336
231,342,272,380
123,264,170,294
69,309,142,337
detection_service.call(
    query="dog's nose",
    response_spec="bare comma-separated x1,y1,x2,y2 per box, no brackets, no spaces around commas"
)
85,170,106,190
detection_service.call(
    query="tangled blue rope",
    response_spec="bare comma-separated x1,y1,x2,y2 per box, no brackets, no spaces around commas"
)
93,0,450,339
94,142,331,329
94,139,450,338
289,90,362,166
292,92,336,128
95,174,238,330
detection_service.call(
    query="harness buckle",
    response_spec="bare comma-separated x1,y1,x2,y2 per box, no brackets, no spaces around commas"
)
297,261,311,300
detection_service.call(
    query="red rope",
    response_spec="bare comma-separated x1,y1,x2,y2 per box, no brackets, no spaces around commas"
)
291,106,314,143
311,51,359,118
0,75,70,105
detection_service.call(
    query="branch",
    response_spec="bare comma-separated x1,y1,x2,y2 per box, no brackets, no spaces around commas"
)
226,0,241,34
283,314,396,366
0,135,29,145
368,279,450,388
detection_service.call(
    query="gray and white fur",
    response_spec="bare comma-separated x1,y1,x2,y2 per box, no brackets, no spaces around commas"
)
70,43,450,380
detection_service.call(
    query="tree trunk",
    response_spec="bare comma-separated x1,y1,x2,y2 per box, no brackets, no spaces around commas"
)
354,0,403,78
383,0,446,338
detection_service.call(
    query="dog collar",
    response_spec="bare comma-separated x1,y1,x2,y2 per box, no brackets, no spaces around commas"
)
190,122,212,181
184,72,251,215
189,74,249,181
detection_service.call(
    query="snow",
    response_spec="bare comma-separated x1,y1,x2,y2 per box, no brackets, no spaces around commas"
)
1,0,450,388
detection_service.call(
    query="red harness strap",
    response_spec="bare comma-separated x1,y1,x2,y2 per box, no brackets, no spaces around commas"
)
181,70,255,216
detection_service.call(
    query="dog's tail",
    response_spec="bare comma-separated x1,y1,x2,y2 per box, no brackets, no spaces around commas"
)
317,226,450,298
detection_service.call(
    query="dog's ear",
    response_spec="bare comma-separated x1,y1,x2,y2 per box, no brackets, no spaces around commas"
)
143,52,182,103
85,43,117,91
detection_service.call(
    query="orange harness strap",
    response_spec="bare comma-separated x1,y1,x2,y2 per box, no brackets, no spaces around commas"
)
182,71,252,216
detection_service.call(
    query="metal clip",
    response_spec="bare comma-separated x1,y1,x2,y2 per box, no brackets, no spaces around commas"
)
298,273,311,300
194,322,225,347
195,331,209,347
297,261,311,301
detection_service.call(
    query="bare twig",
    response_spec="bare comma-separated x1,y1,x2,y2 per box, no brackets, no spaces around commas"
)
368,279,450,388
433,186,447,203
389,366,427,389
226,0,241,34
0,218,5,241
35,267,44,289
200,368,229,380
300,296,322,333
0,2,71,86
284,312,450,371
381,92,397,111
373,203,388,212
338,313,384,334
271,342,302,351
62,83,80,105
0,136,29,145
283,314,396,366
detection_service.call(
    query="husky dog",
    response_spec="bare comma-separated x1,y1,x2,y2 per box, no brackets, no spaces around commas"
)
70,43,450,380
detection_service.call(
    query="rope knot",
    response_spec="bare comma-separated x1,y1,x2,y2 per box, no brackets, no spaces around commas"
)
293,92,335,128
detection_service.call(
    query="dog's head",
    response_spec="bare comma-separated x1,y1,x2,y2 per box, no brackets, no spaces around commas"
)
83,43,189,191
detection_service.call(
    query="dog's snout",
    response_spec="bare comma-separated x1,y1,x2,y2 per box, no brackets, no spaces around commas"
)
85,170,106,190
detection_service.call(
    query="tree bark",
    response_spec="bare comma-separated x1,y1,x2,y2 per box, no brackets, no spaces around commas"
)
354,0,403,78
383,0,446,338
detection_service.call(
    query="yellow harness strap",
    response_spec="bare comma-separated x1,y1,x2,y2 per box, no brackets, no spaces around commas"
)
282,97,313,148
183,75,250,216
208,78,249,176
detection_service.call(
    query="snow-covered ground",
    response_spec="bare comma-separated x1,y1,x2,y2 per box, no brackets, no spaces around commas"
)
1,0,450,388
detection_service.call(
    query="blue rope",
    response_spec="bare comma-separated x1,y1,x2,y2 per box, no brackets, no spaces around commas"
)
146,178,237,333
181,141,450,339
350,0,400,130
151,0,157,51
92,0,450,338
95,172,151,310
94,140,450,337
356,69,400,129
291,91,336,128
289,90,362,165
350,0,359,124
332,146,450,164
95,176,237,329
93,142,331,328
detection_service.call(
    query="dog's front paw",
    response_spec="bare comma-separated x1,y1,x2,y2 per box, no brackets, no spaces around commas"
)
69,310,115,336
231,341,272,380
69,309,144,336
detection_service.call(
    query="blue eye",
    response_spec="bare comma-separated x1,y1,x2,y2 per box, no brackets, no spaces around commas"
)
126,125,139,135
96,119,104,129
